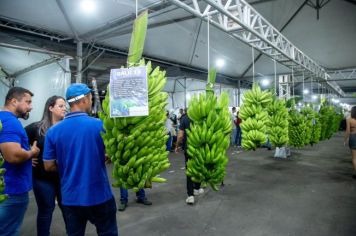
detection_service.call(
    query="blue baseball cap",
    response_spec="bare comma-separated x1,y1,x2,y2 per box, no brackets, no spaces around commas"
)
66,83,92,103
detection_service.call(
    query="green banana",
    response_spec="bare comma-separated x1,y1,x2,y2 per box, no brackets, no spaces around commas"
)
185,68,231,191
240,83,272,150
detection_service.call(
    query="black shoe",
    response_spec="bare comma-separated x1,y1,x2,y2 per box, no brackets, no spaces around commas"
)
136,198,152,205
118,202,127,211
352,174,356,180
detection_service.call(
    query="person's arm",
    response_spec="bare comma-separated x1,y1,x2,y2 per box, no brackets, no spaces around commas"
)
44,160,57,172
43,131,57,171
0,141,39,164
344,118,350,146
25,123,40,167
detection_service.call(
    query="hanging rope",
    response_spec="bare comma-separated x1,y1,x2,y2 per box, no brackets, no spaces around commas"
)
135,0,138,17
310,76,313,99
252,47,255,84
207,15,210,71
292,67,294,97
274,59,277,95
302,71,305,101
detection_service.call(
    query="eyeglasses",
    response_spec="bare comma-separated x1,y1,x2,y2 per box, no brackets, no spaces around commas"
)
54,104,67,109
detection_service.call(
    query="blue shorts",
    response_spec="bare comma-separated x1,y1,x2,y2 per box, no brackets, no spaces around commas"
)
349,134,356,150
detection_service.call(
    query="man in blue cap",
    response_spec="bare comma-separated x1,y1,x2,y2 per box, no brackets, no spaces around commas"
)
43,83,118,236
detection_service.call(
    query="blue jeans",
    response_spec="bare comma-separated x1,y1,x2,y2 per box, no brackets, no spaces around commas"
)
231,128,237,145
120,188,145,204
33,177,65,236
166,132,172,151
61,197,118,236
0,192,29,236
236,126,242,146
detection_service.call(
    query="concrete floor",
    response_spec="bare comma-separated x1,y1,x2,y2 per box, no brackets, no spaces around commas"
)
20,132,356,236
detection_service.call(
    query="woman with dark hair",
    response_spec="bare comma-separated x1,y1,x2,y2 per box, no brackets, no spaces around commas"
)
25,95,66,236
344,106,356,179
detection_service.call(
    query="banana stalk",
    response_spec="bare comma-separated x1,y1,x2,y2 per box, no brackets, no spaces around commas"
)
288,108,306,148
266,98,289,148
186,68,231,191
239,83,272,150
99,11,170,191
300,107,314,145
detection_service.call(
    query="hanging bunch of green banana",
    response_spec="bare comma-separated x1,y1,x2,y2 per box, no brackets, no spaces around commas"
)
300,107,314,145
99,11,170,191
319,104,336,140
288,108,306,147
319,104,328,141
310,110,321,145
266,98,289,147
239,83,272,150
185,69,232,191
0,120,8,203
331,111,343,135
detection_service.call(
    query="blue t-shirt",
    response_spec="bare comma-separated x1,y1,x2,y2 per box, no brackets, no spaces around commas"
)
0,111,32,195
43,112,113,206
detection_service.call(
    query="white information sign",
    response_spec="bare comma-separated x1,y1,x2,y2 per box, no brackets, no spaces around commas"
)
109,66,148,117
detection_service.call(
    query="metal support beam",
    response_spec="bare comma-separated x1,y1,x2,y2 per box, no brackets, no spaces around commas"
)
95,15,196,42
81,50,105,74
0,16,71,41
188,19,203,65
184,77,187,109
0,66,10,78
0,76,11,88
11,57,61,77
55,0,79,40
169,0,344,97
239,0,308,78
80,1,174,40
328,68,356,80
76,41,83,83
0,42,67,57
238,80,241,106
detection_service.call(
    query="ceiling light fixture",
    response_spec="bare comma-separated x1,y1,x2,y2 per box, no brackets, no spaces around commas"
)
261,78,270,87
216,59,225,68
80,0,96,13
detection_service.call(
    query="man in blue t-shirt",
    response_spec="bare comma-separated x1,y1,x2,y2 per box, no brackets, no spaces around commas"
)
0,87,40,235
43,83,118,236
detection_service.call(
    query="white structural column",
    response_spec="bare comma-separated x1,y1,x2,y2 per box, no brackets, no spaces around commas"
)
169,0,345,97
76,41,83,83
279,75,291,99
237,80,241,107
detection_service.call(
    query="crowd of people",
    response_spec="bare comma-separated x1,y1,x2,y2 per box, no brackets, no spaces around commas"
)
0,85,202,236
1,84,355,236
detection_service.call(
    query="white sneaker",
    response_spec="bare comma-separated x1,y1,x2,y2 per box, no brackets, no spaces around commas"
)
186,196,194,204
194,188,204,196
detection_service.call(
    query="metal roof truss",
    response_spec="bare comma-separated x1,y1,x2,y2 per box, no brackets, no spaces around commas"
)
169,0,345,97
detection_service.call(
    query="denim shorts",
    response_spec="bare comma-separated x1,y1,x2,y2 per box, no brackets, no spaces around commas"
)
349,133,356,150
